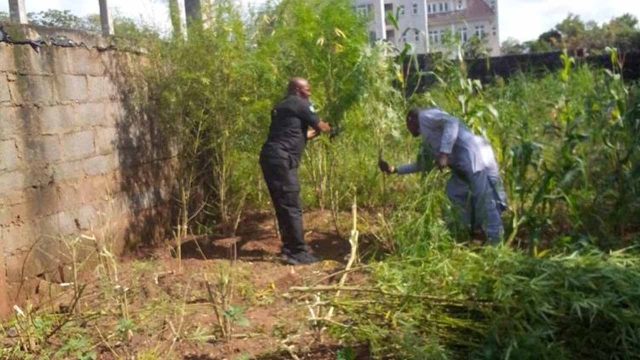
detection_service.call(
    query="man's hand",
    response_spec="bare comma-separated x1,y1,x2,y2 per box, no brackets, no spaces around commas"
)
317,120,331,133
437,153,449,170
307,128,318,139
378,159,396,174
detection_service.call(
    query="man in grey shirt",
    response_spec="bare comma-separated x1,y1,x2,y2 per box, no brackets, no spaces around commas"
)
379,108,508,245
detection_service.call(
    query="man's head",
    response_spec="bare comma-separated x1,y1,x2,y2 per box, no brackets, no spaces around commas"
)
288,77,312,99
406,108,420,137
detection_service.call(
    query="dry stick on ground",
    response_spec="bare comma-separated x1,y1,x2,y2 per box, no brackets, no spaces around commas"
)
325,194,359,320
290,285,494,308
205,278,226,339
94,325,119,358
204,271,235,341
44,284,87,342
167,280,193,354
309,265,370,287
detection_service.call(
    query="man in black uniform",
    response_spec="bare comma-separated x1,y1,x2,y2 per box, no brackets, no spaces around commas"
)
260,78,331,265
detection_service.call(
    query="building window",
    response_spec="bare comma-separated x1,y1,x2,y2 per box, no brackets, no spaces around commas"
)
457,0,464,10
430,30,442,44
444,2,449,11
439,3,443,12
386,29,396,42
369,31,377,43
356,5,370,17
475,25,485,38
412,2,419,14
459,26,468,42
414,29,420,41
384,3,393,17
492,26,497,36
399,5,405,16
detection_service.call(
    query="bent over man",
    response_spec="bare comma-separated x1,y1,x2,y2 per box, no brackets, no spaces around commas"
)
260,78,331,265
379,108,508,245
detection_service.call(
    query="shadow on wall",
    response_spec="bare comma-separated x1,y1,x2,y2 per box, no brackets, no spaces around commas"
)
104,51,177,250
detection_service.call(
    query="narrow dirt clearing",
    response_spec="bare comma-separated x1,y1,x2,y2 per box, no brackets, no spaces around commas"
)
2,211,369,359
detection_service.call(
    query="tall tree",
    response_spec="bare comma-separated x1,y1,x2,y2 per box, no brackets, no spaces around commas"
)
501,37,526,55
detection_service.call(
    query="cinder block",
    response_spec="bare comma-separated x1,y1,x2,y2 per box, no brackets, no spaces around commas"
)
0,44,16,72
57,175,116,209
0,187,26,207
38,213,61,237
52,159,85,182
2,225,36,256
41,135,62,162
8,75,54,105
49,47,73,75
105,102,125,124
5,250,46,282
0,74,10,103
0,171,25,196
24,185,60,217
76,103,109,127
71,49,106,76
95,127,116,154
75,204,98,231
19,135,62,163
57,205,99,235
87,76,112,102
39,105,77,135
14,46,53,75
55,75,88,103
0,107,21,140
0,140,19,172
0,202,27,228
83,154,117,177
62,131,94,161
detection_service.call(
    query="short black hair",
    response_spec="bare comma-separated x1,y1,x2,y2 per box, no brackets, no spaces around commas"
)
288,77,307,94
407,108,419,120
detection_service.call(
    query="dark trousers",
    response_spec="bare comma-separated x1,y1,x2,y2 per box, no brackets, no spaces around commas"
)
446,168,505,244
259,156,306,253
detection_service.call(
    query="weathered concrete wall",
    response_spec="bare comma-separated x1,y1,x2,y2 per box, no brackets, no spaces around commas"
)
0,24,175,317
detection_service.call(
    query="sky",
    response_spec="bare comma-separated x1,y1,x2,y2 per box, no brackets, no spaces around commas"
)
1,0,640,43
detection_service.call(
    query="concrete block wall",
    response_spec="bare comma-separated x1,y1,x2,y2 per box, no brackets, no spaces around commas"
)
0,25,175,316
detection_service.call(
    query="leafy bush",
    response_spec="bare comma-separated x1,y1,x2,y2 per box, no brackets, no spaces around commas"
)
332,236,640,359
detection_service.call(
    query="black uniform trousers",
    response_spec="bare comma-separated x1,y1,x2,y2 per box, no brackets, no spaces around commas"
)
259,155,306,253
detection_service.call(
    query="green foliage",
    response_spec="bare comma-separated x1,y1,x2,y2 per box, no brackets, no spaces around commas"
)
56,335,97,360
500,37,526,55
336,347,357,360
28,10,94,30
333,228,640,359
524,13,640,55
24,9,161,44
142,3,640,357
150,0,259,230
224,306,250,328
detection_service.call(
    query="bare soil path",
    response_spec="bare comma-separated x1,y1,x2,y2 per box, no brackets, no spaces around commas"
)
2,211,371,359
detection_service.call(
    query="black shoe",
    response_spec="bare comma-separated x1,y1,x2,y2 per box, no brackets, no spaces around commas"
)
280,251,320,265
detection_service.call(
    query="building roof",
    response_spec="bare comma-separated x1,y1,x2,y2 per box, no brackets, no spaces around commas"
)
429,0,496,25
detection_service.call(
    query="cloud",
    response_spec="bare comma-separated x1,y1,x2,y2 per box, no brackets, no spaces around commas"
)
500,0,640,42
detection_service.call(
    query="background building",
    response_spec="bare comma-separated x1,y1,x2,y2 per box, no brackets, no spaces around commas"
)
354,0,501,56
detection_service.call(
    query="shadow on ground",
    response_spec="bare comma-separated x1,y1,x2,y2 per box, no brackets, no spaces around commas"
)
174,211,352,263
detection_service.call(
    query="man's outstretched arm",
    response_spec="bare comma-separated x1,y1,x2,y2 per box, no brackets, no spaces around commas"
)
307,120,331,139
379,160,423,175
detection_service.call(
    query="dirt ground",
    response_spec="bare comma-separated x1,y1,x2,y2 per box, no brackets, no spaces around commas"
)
1,211,373,359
